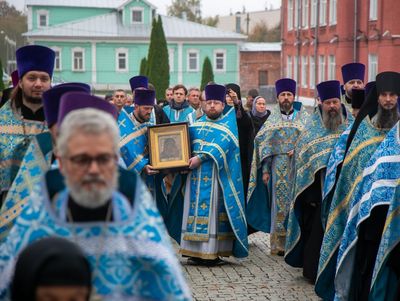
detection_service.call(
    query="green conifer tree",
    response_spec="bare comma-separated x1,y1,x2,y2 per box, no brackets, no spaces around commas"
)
200,56,214,90
139,57,147,76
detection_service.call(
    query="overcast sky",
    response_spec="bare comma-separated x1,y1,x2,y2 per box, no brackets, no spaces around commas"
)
9,0,282,17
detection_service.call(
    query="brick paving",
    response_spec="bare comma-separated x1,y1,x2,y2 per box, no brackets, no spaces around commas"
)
178,232,321,301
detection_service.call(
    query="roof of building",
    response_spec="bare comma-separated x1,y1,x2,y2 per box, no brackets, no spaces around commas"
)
25,13,247,41
25,0,156,9
240,42,281,52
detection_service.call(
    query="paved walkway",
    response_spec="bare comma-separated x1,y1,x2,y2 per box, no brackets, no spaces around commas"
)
179,232,321,301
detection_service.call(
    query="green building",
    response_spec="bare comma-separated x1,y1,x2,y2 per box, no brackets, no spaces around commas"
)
25,0,246,90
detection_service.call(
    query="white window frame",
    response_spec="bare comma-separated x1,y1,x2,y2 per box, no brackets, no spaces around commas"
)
293,55,298,82
52,47,62,71
369,0,378,21
288,0,294,30
318,55,326,82
168,48,174,72
37,9,49,28
72,47,85,72
287,56,292,78
309,56,315,88
368,54,378,82
302,0,309,28
329,0,337,25
328,55,336,80
294,0,300,28
130,7,144,24
187,49,199,72
214,49,226,73
301,56,308,88
310,0,317,27
319,0,327,26
115,48,128,72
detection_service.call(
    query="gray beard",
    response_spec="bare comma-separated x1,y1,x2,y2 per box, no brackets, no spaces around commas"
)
66,171,118,209
279,100,292,113
322,107,343,131
374,105,399,129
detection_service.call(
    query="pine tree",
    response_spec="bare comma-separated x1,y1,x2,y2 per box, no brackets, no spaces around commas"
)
146,16,170,100
139,57,147,76
200,57,214,91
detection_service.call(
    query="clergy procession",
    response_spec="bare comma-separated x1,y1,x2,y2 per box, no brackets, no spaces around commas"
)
0,43,399,301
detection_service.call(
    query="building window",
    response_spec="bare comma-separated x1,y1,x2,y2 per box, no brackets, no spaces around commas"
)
168,48,174,72
328,55,336,80
329,0,337,25
37,10,49,28
369,0,377,20
52,47,61,71
301,56,308,88
318,55,326,82
288,0,294,30
309,56,315,88
214,50,226,72
293,56,298,82
310,0,317,27
302,0,309,28
259,70,268,86
187,50,199,72
287,56,292,78
319,0,327,26
72,48,85,72
116,48,128,72
131,7,144,24
294,0,300,28
368,54,378,82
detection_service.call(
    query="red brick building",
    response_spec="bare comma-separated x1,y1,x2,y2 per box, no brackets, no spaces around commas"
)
282,0,400,101
240,43,281,100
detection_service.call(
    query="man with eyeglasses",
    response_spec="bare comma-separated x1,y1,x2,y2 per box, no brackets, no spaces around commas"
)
0,92,191,301
179,84,248,266
0,45,55,207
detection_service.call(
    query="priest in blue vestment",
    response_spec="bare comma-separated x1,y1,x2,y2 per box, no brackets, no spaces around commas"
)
180,84,248,265
285,80,353,283
341,63,365,113
0,92,191,300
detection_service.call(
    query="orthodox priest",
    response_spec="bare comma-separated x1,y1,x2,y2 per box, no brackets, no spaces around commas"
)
247,78,309,255
180,84,248,265
285,80,353,282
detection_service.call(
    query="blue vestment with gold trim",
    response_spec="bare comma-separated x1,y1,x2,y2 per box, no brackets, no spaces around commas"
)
316,117,390,300
285,107,352,269
181,108,248,258
0,170,191,301
335,122,400,301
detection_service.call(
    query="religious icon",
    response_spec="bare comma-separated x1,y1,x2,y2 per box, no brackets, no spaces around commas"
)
148,122,190,170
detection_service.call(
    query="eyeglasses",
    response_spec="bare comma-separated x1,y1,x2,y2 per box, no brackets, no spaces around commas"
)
67,153,117,170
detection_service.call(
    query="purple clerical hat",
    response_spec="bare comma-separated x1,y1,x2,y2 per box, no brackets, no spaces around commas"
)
58,92,118,126
16,45,55,78
205,84,226,102
42,83,90,128
341,63,365,84
317,80,341,101
134,89,155,106
129,76,148,91
275,78,296,97
11,70,19,87
351,89,365,109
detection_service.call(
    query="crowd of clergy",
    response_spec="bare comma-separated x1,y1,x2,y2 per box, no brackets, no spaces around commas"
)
0,44,399,301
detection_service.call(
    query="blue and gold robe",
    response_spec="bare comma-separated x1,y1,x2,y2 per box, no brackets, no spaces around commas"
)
316,117,389,300
180,108,248,259
246,103,308,252
0,101,47,193
0,170,191,301
335,122,400,301
285,107,352,275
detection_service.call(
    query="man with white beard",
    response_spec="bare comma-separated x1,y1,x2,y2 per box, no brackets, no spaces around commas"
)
0,92,191,301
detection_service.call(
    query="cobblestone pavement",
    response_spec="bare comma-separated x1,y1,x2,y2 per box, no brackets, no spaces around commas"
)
179,232,321,301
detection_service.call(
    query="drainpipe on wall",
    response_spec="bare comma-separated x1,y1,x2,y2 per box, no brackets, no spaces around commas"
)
353,0,358,61
314,0,319,100
296,0,301,99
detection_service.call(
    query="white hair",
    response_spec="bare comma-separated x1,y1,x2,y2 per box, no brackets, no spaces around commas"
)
57,108,120,158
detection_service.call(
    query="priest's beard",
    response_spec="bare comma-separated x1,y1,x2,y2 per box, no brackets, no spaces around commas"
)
66,171,118,209
206,111,222,120
322,106,343,131
374,105,399,129
24,93,43,105
279,100,292,113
